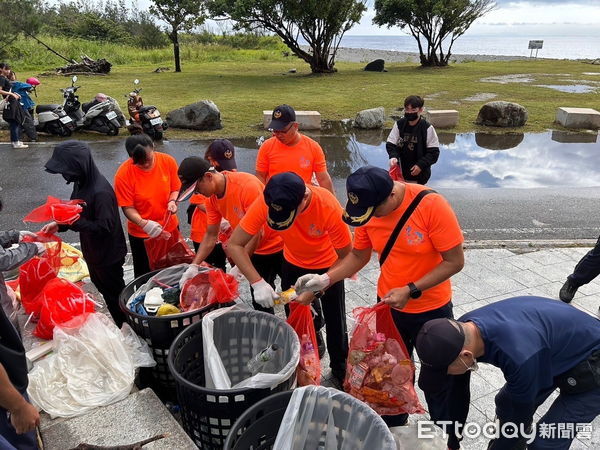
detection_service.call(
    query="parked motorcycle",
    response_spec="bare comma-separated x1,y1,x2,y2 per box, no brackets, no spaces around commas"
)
62,76,123,136
126,79,167,140
34,103,75,137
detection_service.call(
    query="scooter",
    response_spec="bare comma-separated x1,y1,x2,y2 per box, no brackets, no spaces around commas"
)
34,103,75,137
62,76,122,136
126,79,167,140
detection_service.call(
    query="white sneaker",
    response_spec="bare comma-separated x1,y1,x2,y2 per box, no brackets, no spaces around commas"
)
12,141,29,149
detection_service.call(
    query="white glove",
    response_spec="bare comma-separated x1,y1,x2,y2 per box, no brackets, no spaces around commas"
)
179,264,199,288
389,157,398,168
33,242,46,256
295,273,330,294
251,278,278,308
19,231,37,242
229,265,245,282
142,219,163,238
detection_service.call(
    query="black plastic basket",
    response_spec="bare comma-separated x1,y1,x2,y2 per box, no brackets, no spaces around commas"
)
119,270,233,400
168,310,297,449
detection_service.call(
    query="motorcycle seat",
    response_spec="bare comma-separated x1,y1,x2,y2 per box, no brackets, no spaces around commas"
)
36,104,61,113
138,105,156,113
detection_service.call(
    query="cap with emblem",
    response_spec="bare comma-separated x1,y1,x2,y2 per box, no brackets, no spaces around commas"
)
343,165,394,226
206,139,237,171
268,104,296,131
177,156,213,200
263,172,306,230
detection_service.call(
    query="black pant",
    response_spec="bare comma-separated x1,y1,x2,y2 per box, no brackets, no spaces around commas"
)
128,234,151,279
192,241,227,271
249,251,284,314
280,259,348,375
383,300,471,446
569,233,600,287
88,258,126,327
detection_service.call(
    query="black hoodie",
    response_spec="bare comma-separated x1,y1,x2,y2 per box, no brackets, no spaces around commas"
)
45,140,127,267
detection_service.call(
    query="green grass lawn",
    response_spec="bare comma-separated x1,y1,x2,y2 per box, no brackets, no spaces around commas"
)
5,41,600,139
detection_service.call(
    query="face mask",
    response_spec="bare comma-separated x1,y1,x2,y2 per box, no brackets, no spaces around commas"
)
62,174,78,184
460,356,479,372
404,111,419,121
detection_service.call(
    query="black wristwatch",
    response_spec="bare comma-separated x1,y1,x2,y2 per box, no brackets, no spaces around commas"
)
407,282,422,299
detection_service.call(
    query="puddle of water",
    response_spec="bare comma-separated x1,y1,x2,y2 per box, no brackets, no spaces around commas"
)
462,93,497,102
480,74,535,84
534,84,597,93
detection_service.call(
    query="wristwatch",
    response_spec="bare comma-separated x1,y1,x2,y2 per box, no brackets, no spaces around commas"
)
407,282,422,299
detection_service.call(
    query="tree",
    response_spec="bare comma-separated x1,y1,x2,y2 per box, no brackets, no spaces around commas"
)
374,0,495,67
150,0,206,72
0,0,41,58
208,0,367,74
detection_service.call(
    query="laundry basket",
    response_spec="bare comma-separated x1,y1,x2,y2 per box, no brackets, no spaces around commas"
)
225,386,396,449
119,269,233,400
168,308,300,448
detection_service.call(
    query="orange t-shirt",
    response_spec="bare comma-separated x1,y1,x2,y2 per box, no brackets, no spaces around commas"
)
206,171,282,255
240,185,351,269
353,184,464,314
190,194,208,243
255,134,327,183
114,152,181,238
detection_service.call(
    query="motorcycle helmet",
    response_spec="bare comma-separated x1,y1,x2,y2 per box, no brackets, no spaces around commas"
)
26,77,40,86
95,93,108,102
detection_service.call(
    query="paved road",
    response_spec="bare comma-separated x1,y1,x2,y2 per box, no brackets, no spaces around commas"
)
1,139,600,242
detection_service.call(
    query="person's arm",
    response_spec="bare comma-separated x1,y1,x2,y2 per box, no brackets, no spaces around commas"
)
227,226,262,284
192,224,218,264
386,122,401,162
382,243,464,309
0,240,38,272
63,192,117,235
255,170,267,185
416,125,440,169
0,89,19,99
0,363,39,434
0,230,19,248
121,206,145,227
167,190,179,214
315,171,335,195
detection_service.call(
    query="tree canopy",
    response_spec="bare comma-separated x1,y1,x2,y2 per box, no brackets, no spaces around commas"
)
374,0,495,66
208,0,367,73
0,0,41,58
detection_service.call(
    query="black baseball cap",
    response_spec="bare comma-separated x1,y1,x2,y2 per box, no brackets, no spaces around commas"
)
206,139,237,171
263,172,306,230
177,157,213,200
268,104,296,131
415,318,465,393
342,166,394,226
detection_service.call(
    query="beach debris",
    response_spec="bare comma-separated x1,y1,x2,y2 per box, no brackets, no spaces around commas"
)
55,56,112,75
153,67,170,73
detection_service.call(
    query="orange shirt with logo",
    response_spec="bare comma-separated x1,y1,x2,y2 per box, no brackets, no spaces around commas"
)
190,194,208,243
353,183,464,314
255,135,327,183
114,152,181,238
206,171,282,255
240,185,351,269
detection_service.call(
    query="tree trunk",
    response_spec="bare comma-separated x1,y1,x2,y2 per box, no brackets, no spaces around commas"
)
172,28,181,73
309,47,336,73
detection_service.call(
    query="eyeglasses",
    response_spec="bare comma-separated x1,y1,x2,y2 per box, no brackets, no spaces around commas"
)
270,123,294,134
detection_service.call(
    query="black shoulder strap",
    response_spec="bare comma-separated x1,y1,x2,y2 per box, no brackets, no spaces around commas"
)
379,189,436,267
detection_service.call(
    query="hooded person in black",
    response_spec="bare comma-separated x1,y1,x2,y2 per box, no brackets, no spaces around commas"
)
42,140,127,326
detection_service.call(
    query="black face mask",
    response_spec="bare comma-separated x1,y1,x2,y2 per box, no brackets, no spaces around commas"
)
404,112,419,121
62,174,78,184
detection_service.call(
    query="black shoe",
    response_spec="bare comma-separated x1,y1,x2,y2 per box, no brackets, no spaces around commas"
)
331,369,346,389
316,330,326,359
559,279,578,303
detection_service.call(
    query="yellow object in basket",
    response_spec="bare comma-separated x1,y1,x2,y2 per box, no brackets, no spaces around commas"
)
156,304,181,316
275,288,297,305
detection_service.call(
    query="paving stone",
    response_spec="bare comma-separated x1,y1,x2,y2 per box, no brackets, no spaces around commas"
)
529,263,574,283
508,269,551,288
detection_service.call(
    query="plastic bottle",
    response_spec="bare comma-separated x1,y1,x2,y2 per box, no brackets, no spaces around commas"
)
247,344,280,374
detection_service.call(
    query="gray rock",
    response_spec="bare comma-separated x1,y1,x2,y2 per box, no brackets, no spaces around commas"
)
475,101,528,127
353,107,385,129
166,100,222,130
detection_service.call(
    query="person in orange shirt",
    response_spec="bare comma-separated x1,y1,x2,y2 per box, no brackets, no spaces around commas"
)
114,134,181,278
177,157,284,314
256,104,335,194
295,165,464,426
228,172,352,384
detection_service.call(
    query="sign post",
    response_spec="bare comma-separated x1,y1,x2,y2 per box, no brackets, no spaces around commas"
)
528,40,543,58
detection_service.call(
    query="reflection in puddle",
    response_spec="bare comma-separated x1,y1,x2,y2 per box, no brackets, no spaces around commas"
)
475,133,524,150
534,84,597,93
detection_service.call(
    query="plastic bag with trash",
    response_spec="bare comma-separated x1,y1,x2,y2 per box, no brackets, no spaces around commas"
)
273,385,396,450
27,312,155,418
144,213,194,270
202,304,299,390
287,303,321,386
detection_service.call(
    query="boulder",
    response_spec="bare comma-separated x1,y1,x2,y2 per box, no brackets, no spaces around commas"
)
166,100,222,130
364,59,385,72
475,101,528,127
353,107,385,129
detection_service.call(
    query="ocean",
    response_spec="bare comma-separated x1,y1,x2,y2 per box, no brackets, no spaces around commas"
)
337,34,600,60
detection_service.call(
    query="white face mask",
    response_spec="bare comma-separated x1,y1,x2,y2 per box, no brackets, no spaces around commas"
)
460,356,479,372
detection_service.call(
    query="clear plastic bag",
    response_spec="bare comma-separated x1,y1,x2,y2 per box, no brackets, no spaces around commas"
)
27,313,155,418
202,304,300,390
273,385,396,450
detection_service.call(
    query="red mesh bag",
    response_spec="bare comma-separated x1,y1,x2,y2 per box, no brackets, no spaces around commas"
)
33,278,96,340
344,302,424,415
179,267,238,312
19,233,62,315
23,196,85,225
389,164,404,181
287,303,321,386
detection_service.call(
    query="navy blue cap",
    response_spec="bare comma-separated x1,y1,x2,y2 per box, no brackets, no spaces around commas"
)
177,157,213,200
342,166,394,226
268,104,296,131
206,139,237,171
263,172,306,230
416,318,465,393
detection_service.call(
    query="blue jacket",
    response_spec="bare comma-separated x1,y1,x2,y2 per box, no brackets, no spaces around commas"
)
10,81,35,111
